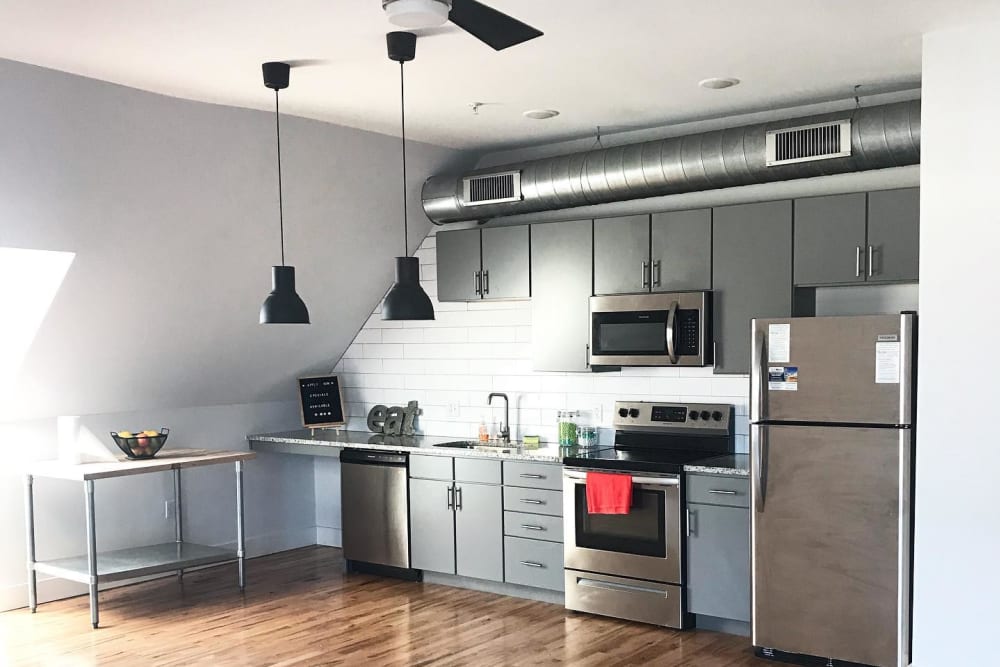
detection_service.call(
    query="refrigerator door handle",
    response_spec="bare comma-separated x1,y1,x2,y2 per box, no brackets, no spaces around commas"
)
665,300,679,364
752,424,768,511
751,327,767,422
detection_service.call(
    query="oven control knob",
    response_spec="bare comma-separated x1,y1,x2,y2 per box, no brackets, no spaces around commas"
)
628,408,640,419
618,408,629,418
711,410,723,421
689,410,699,420
700,410,711,421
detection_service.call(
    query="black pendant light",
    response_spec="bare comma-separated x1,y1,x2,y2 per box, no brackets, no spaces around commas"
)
260,61,310,325
382,32,435,321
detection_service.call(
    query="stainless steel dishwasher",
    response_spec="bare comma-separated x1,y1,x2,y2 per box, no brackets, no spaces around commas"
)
340,448,417,578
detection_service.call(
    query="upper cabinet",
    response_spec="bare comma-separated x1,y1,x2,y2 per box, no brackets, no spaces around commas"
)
866,188,919,283
594,211,712,295
436,226,530,301
531,219,593,372
713,201,794,374
651,209,713,292
793,188,919,286
594,215,650,295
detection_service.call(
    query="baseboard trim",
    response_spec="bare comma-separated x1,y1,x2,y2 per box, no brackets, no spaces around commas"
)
316,527,342,547
694,614,751,637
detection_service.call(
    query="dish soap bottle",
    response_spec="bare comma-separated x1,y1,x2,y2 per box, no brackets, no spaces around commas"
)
478,418,490,443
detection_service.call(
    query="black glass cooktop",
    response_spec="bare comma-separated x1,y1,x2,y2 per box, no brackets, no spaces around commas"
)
563,447,727,474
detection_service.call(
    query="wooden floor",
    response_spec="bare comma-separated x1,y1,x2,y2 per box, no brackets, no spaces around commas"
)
0,546,771,666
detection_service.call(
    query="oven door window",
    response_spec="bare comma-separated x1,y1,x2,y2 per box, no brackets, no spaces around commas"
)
592,310,668,357
574,484,666,557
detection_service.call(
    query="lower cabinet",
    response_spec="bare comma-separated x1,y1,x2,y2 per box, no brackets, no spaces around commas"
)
504,536,564,591
409,456,503,582
502,460,565,592
686,474,751,622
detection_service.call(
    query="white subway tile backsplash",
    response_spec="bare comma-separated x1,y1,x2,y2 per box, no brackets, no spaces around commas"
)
334,236,751,453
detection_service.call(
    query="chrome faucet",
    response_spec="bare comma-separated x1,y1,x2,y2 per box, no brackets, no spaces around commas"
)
487,392,510,443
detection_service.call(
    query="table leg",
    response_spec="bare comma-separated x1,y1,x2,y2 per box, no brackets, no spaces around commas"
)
173,468,183,582
235,460,245,591
24,475,37,613
84,479,99,629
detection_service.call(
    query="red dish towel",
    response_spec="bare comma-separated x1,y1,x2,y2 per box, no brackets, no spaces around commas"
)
586,471,633,514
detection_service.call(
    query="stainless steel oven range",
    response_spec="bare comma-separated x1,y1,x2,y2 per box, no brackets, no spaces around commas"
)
562,401,735,628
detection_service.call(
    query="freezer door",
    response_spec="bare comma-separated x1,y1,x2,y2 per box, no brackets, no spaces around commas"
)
750,314,914,425
751,425,912,667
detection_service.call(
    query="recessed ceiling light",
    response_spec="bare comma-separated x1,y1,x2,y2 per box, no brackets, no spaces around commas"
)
523,109,560,120
699,77,740,90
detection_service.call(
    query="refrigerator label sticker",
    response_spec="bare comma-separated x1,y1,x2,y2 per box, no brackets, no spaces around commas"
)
875,342,901,384
768,366,798,391
768,323,791,363
877,334,899,342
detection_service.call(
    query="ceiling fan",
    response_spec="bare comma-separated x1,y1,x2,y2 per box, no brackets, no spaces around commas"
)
381,0,543,51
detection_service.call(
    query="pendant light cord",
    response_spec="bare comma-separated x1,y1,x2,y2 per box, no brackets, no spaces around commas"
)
400,61,408,257
275,89,286,266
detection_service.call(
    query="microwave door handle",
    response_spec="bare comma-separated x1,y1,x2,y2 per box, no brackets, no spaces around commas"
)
665,301,678,364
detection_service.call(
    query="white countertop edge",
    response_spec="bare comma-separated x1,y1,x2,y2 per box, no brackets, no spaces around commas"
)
683,464,750,476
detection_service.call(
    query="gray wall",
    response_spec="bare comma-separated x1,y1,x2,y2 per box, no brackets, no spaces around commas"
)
0,58,467,610
0,58,468,421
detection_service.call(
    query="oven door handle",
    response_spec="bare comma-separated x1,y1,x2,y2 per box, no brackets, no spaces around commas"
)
576,577,670,597
665,300,679,365
563,471,679,487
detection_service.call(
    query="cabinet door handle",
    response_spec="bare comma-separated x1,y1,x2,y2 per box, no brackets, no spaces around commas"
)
455,486,463,511
482,270,489,296
519,473,545,479
708,489,738,495
474,271,482,296
520,498,543,505
519,560,545,568
867,245,875,277
686,508,692,537
856,246,863,278
586,344,590,369
520,524,545,531
640,260,649,288
447,485,454,510
653,260,661,287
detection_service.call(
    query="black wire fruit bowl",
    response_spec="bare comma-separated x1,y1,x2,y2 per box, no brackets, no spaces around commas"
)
110,428,169,460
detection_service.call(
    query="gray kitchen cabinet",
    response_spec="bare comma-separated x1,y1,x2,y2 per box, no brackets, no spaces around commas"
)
594,215,651,295
712,201,794,374
454,482,503,582
794,193,868,286
651,209,712,291
481,226,531,299
436,226,530,301
436,229,482,301
409,477,456,575
867,188,919,283
409,456,503,581
531,219,594,372
687,490,751,622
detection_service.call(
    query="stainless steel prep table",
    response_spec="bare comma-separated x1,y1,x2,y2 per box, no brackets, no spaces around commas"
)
23,448,255,628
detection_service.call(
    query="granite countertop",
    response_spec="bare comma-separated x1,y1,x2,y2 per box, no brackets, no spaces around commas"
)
684,454,750,476
247,429,576,464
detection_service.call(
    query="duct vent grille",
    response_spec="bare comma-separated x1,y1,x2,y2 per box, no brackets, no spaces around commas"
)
463,171,522,206
766,120,851,166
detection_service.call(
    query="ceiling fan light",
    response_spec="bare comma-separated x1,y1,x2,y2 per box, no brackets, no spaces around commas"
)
384,0,451,29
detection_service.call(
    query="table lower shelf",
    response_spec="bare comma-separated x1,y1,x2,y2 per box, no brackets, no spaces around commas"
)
33,542,237,584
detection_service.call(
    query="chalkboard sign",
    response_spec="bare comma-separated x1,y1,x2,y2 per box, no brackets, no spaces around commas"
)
298,375,346,429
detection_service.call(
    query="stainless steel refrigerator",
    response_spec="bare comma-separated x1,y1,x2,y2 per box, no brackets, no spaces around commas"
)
750,314,915,667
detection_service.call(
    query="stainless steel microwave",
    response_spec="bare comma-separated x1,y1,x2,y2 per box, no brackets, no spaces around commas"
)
589,292,712,367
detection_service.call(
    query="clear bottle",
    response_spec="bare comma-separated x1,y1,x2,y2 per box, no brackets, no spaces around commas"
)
558,410,579,446
478,418,490,443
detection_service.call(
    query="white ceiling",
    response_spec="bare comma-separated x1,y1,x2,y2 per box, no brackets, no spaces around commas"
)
2,1,999,150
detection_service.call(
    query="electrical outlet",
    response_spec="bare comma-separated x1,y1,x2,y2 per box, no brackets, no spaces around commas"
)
164,499,175,520
447,401,461,418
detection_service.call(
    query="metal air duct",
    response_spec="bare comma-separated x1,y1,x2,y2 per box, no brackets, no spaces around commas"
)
422,100,920,224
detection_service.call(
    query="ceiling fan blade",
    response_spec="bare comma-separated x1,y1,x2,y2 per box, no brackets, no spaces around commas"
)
448,0,543,51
